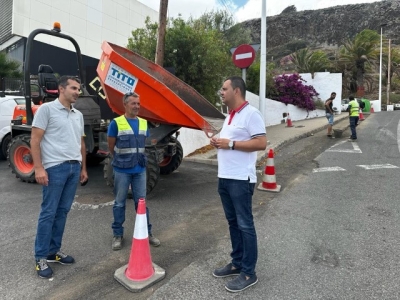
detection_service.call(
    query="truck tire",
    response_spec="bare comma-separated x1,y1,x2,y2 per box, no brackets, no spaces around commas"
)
103,156,114,187
159,139,183,175
103,149,160,195
0,133,11,160
8,134,36,183
146,149,160,195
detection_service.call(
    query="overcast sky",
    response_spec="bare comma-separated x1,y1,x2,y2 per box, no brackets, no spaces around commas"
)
138,0,383,22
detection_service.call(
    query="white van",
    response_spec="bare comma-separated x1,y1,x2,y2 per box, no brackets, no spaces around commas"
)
0,95,25,159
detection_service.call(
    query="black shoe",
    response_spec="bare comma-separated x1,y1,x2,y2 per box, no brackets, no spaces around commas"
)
213,263,241,278
35,259,53,279
225,273,258,292
47,251,75,265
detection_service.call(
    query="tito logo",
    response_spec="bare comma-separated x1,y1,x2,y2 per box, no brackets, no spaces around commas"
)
110,67,136,87
105,62,138,94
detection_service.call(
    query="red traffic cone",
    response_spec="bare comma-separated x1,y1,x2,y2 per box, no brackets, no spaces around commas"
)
257,149,281,192
114,198,165,292
359,110,365,121
370,104,374,113
286,113,293,127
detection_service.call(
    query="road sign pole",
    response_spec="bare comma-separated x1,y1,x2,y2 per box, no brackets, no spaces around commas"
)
242,68,246,83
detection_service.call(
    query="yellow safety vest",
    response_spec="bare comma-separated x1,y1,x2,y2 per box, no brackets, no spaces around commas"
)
349,100,360,117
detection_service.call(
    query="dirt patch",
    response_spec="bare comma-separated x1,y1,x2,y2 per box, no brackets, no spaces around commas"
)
186,144,215,157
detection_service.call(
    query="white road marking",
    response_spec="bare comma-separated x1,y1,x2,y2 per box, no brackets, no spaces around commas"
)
313,167,346,173
357,164,399,170
236,52,253,60
326,140,361,153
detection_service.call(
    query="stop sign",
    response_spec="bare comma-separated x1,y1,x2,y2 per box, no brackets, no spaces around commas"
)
232,44,256,69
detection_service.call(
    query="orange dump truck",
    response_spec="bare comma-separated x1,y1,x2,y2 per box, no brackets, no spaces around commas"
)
8,24,225,195
97,41,225,193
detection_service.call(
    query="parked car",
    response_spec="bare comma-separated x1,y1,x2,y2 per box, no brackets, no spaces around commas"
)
0,95,25,159
394,103,400,110
341,99,349,112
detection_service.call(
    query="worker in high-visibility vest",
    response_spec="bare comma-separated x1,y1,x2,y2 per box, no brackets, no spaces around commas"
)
347,95,359,141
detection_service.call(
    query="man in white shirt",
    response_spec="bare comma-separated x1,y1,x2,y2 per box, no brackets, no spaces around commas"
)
210,76,267,292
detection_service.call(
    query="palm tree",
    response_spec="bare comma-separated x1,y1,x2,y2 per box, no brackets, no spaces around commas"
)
339,29,380,96
290,48,330,78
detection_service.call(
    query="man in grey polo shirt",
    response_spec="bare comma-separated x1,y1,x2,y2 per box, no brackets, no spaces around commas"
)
31,75,88,279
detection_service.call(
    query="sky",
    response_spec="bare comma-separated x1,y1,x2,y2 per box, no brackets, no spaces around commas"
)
138,0,383,22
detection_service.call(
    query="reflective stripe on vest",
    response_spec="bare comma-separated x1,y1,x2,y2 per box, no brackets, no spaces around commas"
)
349,100,359,117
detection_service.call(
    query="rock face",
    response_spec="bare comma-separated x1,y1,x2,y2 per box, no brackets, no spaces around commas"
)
242,0,400,48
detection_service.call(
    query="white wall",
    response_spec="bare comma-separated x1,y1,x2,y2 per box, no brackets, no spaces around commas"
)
11,0,158,59
178,72,342,157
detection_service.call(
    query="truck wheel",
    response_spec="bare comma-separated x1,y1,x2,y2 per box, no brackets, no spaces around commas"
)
8,134,36,183
103,151,160,196
146,149,160,195
103,156,114,186
159,139,183,175
0,134,11,160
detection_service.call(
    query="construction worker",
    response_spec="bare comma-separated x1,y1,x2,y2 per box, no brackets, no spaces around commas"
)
347,95,359,141
107,91,160,251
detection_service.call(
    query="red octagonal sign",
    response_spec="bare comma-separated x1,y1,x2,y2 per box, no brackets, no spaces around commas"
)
232,44,256,69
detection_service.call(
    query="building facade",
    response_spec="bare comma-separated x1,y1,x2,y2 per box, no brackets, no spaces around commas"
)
0,0,157,78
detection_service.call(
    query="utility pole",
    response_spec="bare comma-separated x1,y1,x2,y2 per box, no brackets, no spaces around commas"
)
387,39,391,105
155,0,168,66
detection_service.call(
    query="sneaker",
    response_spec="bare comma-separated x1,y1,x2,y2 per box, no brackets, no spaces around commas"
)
213,263,241,278
47,251,75,265
112,236,123,251
327,135,335,139
149,234,160,247
35,259,53,279
225,273,258,293
348,138,357,142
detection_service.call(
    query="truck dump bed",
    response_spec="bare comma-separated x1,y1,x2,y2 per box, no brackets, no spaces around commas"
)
96,41,225,136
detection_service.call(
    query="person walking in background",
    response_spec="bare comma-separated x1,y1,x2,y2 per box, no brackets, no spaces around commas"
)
31,76,88,279
107,91,160,251
325,92,336,138
210,76,267,293
347,95,359,141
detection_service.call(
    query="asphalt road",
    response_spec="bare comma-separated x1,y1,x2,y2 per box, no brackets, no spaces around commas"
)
1,112,400,299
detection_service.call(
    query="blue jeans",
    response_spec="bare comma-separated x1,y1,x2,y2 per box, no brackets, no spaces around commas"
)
35,161,81,259
349,116,359,139
112,170,152,237
218,178,257,276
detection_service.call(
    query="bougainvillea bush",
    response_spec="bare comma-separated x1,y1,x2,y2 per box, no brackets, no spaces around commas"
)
273,73,319,111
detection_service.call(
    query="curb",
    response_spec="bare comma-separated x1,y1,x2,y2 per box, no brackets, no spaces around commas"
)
184,114,360,166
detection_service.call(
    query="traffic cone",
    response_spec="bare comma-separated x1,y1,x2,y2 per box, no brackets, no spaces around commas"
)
370,104,374,113
286,113,293,127
359,110,365,121
257,149,281,192
114,198,165,293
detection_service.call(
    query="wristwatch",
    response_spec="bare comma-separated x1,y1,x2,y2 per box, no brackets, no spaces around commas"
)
228,140,235,150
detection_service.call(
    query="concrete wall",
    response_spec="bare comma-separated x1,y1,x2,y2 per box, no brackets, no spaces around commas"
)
178,72,342,157
11,0,158,59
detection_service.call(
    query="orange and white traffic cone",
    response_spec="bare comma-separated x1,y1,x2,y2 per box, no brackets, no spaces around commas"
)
286,113,293,127
257,149,281,193
370,104,374,113
359,110,365,121
114,198,165,293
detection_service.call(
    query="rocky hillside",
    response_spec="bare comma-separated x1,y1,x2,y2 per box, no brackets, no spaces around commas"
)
241,0,399,54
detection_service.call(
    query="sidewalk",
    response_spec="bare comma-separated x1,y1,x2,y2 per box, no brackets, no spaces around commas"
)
184,113,351,165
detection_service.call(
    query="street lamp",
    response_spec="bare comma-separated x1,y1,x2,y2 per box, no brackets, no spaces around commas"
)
387,39,392,106
379,23,387,107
